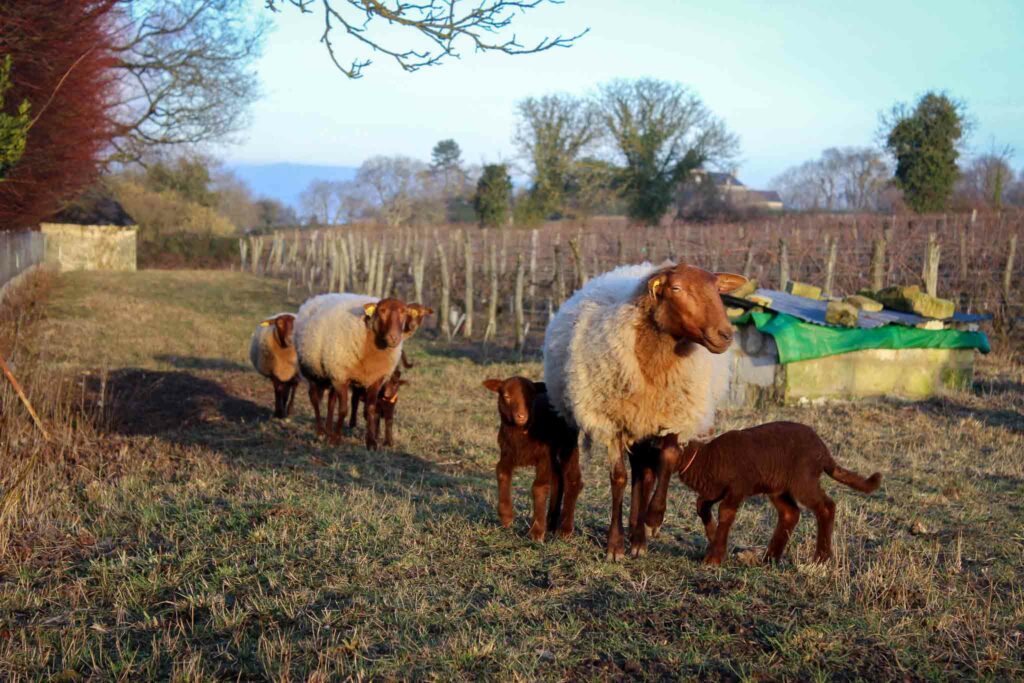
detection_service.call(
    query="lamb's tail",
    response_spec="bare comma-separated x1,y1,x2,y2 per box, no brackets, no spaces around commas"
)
401,350,414,369
825,463,882,493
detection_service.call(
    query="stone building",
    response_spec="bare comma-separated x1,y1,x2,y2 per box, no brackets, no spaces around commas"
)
40,190,137,272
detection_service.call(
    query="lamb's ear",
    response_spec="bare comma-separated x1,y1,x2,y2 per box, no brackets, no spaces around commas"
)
482,379,503,393
419,306,434,317
363,303,377,318
715,272,748,293
647,272,668,300
398,379,409,386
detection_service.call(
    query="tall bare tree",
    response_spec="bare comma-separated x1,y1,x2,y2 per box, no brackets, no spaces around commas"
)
109,0,266,163
265,0,586,78
772,147,890,212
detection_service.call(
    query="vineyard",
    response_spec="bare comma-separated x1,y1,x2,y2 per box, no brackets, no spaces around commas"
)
238,212,1024,349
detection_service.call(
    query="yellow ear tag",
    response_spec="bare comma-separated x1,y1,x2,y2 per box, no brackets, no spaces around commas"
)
650,277,665,298
409,309,420,318
260,320,272,327
363,304,377,317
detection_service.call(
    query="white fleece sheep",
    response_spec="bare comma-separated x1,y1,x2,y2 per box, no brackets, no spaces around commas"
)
293,293,403,389
249,313,298,383
543,262,731,459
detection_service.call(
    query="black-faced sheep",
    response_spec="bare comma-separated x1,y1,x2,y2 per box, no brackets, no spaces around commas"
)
249,313,299,419
542,262,746,560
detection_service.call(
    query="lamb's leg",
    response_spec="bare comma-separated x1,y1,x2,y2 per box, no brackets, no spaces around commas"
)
383,414,394,447
308,383,325,436
557,446,582,538
362,379,383,450
764,492,800,564
530,458,552,542
546,458,563,533
496,462,514,528
330,382,349,445
704,494,741,566
644,434,681,537
628,454,655,557
811,493,836,563
696,498,717,543
606,440,628,562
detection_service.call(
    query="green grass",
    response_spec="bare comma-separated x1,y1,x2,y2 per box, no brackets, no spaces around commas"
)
1,270,1022,680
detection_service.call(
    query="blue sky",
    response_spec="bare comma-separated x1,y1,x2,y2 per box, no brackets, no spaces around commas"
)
227,0,1024,188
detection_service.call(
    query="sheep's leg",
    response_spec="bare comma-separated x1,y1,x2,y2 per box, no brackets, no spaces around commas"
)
348,388,361,430
496,462,514,528
331,382,348,445
644,434,681,538
326,389,337,441
272,378,287,419
704,495,741,566
606,442,628,562
362,378,384,451
529,458,552,542
383,413,394,447
696,497,717,543
764,492,800,564
285,380,298,418
308,383,325,436
556,446,582,538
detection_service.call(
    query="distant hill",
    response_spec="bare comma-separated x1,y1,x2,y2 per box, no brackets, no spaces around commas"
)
227,162,358,210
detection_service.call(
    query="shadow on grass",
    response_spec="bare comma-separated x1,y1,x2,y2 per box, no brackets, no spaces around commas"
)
906,396,1024,435
153,354,250,372
88,368,269,434
87,367,497,525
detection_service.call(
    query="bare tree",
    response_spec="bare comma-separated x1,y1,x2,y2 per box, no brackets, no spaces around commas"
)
300,179,345,224
957,145,1015,208
772,147,890,211
109,0,266,163
264,0,586,78
356,155,430,227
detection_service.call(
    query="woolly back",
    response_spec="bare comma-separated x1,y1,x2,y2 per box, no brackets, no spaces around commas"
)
295,293,402,385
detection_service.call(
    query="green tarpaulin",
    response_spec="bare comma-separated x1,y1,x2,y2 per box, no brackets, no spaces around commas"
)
731,311,991,364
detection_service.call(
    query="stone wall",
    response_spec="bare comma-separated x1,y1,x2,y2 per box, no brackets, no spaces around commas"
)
40,223,137,272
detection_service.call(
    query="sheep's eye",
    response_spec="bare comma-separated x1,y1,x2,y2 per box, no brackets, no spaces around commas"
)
671,285,683,293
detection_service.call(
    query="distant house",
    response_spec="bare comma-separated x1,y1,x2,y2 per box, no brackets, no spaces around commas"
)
677,170,784,217
40,187,138,272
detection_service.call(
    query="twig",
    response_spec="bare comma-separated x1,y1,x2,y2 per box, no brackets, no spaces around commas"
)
0,351,48,440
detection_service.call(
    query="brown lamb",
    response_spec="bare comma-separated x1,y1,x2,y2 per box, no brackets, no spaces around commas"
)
349,367,407,447
482,377,582,541
629,421,881,565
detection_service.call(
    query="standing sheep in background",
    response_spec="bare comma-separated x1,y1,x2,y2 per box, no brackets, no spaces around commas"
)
543,262,746,560
294,293,428,449
249,313,300,419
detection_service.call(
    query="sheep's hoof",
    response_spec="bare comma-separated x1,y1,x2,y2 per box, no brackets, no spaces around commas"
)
557,528,573,540
629,543,647,558
529,528,545,542
645,523,660,539
605,548,625,562
702,555,723,567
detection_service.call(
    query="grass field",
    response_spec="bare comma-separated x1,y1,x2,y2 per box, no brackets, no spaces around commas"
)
1,269,1022,680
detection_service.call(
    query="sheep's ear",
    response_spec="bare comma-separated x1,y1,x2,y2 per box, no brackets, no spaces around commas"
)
420,306,434,317
398,379,409,386
482,379,503,393
407,307,421,319
274,315,294,347
532,381,547,393
363,303,377,318
648,273,668,300
715,272,748,293
259,319,273,327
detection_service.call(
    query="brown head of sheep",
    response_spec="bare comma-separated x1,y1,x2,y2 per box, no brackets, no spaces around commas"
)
363,298,409,349
640,264,747,354
403,303,434,337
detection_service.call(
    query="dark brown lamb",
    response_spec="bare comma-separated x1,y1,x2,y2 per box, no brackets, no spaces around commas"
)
630,421,881,565
482,377,582,541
